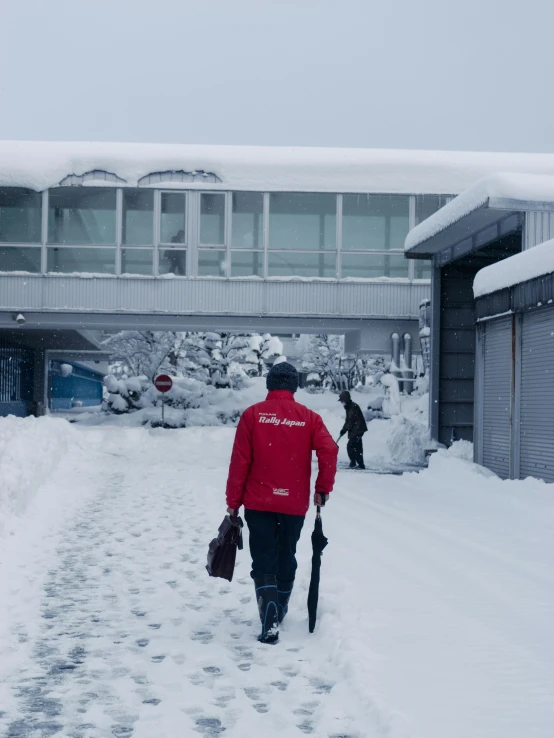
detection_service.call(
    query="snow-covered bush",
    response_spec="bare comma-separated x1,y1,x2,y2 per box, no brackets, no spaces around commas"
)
104,375,150,414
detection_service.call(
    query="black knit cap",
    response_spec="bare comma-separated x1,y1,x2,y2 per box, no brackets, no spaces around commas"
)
266,361,299,393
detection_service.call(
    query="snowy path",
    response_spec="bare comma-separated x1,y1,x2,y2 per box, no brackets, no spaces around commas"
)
1,424,553,738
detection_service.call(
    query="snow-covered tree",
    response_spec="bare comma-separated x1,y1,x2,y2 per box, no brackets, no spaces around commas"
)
300,335,390,391
249,333,284,376
104,329,284,400
300,334,346,391
103,331,183,382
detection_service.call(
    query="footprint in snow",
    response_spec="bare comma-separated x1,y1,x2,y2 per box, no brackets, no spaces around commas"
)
191,631,213,644
310,678,334,694
195,717,226,735
203,667,221,676
280,666,300,678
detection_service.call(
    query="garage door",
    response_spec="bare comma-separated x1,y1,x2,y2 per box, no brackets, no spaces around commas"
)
482,317,513,478
520,309,554,482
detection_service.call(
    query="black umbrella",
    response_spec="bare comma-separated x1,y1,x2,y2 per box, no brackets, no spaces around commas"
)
307,506,328,633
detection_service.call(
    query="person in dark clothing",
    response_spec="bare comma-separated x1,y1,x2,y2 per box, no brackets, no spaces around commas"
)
163,230,186,275
338,390,368,469
226,361,338,644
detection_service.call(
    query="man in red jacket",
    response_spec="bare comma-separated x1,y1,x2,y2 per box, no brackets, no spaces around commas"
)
226,361,338,644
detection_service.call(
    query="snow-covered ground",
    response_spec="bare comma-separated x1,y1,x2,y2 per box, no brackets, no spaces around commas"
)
1,396,553,738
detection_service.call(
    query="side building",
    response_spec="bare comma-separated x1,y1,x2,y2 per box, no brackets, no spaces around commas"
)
405,172,554,481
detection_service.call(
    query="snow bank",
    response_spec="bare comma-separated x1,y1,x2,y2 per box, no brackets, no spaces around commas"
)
0,416,76,537
406,172,554,252
386,414,429,465
5,141,554,194
474,236,554,297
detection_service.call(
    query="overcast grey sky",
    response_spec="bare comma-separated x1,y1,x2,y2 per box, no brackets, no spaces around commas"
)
1,0,553,152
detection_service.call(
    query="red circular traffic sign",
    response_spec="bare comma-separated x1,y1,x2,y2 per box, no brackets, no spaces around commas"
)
154,374,173,393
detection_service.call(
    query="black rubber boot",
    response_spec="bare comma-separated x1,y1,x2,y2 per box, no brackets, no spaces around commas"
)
254,577,279,644
277,580,294,624
349,461,356,469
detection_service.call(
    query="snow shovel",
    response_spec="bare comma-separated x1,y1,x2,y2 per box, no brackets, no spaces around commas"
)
307,506,328,633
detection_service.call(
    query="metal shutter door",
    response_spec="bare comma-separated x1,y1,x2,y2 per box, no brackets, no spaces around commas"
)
482,317,512,478
520,309,554,481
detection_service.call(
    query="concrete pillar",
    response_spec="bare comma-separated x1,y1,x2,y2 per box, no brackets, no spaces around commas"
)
31,349,47,416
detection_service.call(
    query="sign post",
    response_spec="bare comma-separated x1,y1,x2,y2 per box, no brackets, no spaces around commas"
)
154,374,173,426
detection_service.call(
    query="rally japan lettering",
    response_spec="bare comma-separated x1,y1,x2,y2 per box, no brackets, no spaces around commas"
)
258,413,306,427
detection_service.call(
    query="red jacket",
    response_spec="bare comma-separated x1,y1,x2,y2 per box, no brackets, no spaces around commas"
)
226,390,338,516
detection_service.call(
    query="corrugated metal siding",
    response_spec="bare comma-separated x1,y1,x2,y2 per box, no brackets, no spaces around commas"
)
524,211,554,250
0,275,428,319
482,317,512,478
520,309,554,482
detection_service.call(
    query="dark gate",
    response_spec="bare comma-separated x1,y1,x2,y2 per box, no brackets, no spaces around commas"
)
0,341,34,417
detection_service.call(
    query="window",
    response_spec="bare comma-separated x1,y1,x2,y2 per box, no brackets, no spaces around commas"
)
341,252,409,279
47,248,116,274
0,188,42,243
121,249,153,276
231,250,263,277
0,246,41,273
48,188,116,245
159,248,187,276
198,249,226,277
268,252,336,278
415,195,451,225
342,195,409,250
161,192,186,244
200,193,225,245
414,259,432,280
269,193,336,250
122,190,154,245
232,192,263,248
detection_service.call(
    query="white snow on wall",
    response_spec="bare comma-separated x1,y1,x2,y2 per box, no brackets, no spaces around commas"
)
5,141,554,194
474,237,554,298
405,172,554,252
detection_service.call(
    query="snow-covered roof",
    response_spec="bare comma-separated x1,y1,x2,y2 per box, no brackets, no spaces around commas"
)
474,238,554,298
4,141,554,194
405,173,554,253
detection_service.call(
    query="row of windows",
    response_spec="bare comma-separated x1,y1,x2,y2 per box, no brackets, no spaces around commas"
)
0,246,429,279
0,188,447,279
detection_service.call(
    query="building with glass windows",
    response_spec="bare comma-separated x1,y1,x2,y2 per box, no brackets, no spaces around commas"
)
3,141,554,416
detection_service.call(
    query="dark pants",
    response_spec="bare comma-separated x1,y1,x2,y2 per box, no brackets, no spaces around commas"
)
347,435,364,466
244,509,305,583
